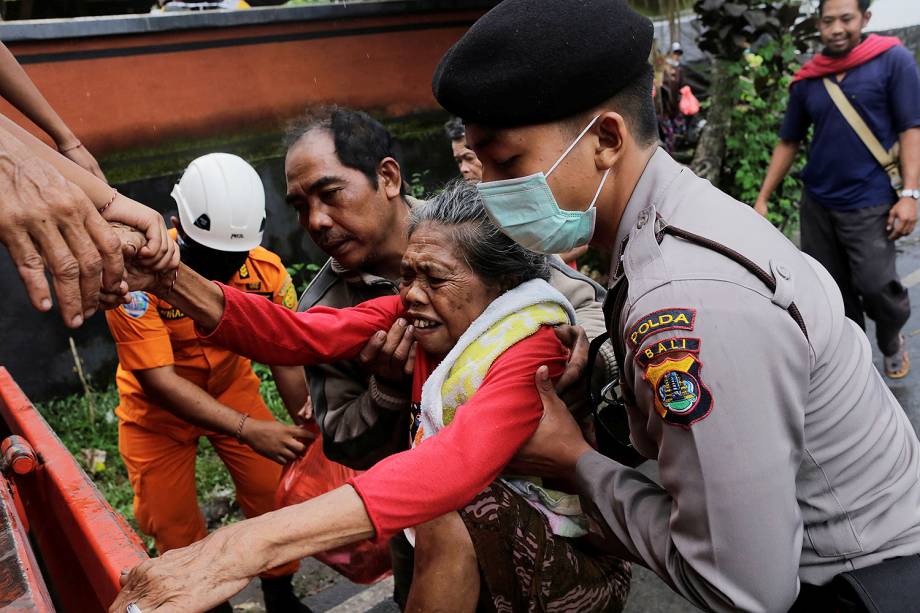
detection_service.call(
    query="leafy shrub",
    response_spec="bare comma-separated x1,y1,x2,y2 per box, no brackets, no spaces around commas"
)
723,36,807,232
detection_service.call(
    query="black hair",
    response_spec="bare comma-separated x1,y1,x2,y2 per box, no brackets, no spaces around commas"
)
818,0,871,15
444,117,466,142
571,63,658,147
285,105,406,196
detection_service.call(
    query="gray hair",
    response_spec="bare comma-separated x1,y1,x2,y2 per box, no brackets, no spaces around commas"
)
408,180,550,290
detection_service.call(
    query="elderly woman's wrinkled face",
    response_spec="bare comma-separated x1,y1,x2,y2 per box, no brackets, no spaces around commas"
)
399,223,502,359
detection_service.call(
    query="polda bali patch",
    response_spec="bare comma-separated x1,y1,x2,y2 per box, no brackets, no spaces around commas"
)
635,337,700,368
628,308,696,347
643,354,712,427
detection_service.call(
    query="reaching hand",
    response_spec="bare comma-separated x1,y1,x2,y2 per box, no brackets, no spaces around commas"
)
60,143,106,181
552,324,589,392
357,317,416,388
753,198,769,218
507,365,593,479
240,417,315,464
0,151,124,327
111,527,252,613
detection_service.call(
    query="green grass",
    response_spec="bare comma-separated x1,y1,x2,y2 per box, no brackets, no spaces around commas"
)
34,365,292,553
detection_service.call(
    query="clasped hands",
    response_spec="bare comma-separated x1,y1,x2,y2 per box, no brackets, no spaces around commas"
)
0,153,178,324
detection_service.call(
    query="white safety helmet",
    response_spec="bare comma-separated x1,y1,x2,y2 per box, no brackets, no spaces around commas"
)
171,153,266,252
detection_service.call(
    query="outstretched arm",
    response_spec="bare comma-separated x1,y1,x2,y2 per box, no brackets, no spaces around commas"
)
0,113,176,272
0,42,105,179
110,485,374,613
126,261,404,367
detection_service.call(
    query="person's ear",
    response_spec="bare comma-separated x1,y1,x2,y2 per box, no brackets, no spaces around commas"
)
862,9,871,28
378,157,403,199
595,111,628,171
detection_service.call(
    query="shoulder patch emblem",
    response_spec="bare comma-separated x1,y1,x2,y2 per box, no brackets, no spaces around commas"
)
628,308,696,347
644,354,712,427
121,292,149,318
635,337,700,368
238,263,250,279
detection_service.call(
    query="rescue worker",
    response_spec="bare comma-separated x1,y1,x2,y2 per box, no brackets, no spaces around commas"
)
105,153,311,613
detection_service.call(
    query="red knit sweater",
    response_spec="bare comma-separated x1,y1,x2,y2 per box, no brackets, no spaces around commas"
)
203,284,567,540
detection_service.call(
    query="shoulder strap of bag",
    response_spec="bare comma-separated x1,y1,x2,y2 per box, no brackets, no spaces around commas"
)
822,77,902,188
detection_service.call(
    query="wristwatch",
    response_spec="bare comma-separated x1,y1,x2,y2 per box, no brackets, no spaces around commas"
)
900,188,920,200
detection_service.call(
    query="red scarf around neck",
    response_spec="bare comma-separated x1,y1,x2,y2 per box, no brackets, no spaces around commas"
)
791,34,902,84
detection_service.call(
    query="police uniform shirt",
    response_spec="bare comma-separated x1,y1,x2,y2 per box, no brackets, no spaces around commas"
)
574,148,920,611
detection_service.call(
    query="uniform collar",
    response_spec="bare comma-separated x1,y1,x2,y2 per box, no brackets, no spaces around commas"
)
614,147,684,252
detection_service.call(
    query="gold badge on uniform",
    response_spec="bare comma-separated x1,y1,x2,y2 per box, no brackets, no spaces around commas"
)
644,352,712,428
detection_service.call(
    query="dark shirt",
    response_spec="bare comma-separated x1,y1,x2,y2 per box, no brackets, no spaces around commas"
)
779,46,920,210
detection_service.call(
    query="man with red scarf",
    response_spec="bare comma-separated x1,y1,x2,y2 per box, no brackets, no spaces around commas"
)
756,0,920,379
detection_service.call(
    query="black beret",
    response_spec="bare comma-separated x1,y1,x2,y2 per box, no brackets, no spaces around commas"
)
433,0,654,127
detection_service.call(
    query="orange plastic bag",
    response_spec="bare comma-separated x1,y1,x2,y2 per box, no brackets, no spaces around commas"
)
679,85,701,116
275,435,392,584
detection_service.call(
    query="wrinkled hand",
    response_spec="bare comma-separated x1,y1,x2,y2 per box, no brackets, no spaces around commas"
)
240,417,314,464
0,151,124,327
110,525,252,613
552,324,589,392
357,318,416,388
753,198,769,217
60,143,106,181
887,197,918,240
507,366,593,479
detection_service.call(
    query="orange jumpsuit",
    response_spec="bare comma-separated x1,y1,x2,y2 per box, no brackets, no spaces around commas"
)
105,239,299,578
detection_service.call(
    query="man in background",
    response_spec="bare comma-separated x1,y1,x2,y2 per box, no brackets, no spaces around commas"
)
444,116,484,182
755,0,920,378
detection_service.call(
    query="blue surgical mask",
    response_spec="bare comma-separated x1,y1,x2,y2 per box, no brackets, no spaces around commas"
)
477,115,611,255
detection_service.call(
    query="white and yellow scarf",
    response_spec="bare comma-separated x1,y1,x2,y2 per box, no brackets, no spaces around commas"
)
416,278,587,538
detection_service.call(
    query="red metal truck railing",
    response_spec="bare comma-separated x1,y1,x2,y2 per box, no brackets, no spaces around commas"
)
0,367,148,613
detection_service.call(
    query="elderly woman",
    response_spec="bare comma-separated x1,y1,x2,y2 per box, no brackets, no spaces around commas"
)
111,181,630,613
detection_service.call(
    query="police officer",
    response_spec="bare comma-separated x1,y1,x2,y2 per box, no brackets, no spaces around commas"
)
430,0,920,611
